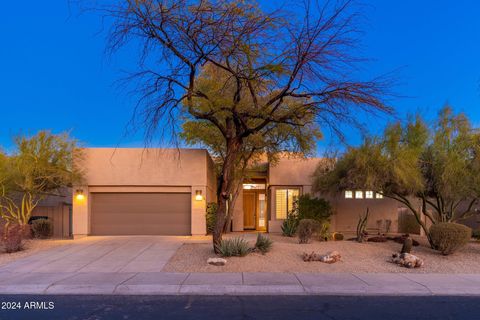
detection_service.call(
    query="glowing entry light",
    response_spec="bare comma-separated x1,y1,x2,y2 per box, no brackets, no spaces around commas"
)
75,189,85,201
195,190,203,201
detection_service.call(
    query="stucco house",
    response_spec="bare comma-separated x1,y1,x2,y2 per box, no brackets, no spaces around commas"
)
71,148,404,237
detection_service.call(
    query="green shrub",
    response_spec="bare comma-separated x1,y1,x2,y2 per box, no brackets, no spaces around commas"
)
297,194,332,222
31,219,53,239
254,233,273,254
332,232,344,241
297,219,320,244
318,220,331,241
215,237,250,257
206,202,217,234
281,211,298,237
430,222,472,255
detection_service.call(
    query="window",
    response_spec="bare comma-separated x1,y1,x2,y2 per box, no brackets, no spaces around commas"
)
376,192,383,199
365,191,374,199
275,188,300,219
345,190,353,199
243,183,266,190
355,190,363,199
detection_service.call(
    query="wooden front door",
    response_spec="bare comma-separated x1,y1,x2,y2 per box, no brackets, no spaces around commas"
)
243,192,256,229
243,191,267,231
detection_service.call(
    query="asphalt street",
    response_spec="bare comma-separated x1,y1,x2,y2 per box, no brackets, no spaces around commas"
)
0,295,478,320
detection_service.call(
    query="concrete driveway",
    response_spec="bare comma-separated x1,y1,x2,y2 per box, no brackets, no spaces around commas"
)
0,236,193,274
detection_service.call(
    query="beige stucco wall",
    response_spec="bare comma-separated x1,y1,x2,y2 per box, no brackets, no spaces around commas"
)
268,157,323,186
73,148,214,237
331,196,400,233
80,148,210,186
267,157,323,233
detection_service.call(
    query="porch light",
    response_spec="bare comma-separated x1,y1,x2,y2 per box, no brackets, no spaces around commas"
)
195,190,203,201
75,189,85,201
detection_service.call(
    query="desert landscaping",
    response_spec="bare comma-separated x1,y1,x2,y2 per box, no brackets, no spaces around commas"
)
163,233,480,274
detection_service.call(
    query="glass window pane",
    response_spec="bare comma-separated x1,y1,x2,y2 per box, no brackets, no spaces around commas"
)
287,189,300,214
376,192,383,199
258,194,266,227
355,190,363,199
243,183,266,190
365,191,374,199
345,190,353,198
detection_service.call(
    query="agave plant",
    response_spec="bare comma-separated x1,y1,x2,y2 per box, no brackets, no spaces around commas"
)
215,237,250,257
254,233,273,254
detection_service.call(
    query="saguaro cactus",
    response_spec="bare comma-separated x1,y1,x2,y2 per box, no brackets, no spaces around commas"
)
401,236,413,254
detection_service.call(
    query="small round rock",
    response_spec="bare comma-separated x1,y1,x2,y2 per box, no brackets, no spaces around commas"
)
207,257,227,266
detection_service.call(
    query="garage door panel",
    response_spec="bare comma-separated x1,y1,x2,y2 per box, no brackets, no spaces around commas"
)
91,193,191,235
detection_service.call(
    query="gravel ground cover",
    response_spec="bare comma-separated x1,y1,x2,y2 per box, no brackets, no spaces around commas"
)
163,233,480,273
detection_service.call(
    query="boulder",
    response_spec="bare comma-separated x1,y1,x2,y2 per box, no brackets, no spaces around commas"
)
391,253,424,268
303,250,341,263
207,257,227,266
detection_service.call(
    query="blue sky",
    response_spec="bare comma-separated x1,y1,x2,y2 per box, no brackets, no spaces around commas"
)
0,1,479,152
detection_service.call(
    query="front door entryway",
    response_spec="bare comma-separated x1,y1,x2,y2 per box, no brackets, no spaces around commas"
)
243,190,267,231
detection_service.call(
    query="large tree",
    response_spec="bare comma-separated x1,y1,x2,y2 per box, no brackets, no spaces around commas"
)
102,0,392,249
0,131,83,228
180,65,321,231
313,107,480,247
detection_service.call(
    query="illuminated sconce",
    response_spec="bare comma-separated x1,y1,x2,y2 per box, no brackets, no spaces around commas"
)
75,189,85,201
195,190,203,201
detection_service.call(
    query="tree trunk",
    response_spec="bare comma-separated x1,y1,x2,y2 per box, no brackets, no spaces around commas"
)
385,194,435,248
213,137,242,252
222,177,244,233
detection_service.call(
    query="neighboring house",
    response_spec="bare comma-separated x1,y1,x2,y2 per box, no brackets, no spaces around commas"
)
72,148,407,238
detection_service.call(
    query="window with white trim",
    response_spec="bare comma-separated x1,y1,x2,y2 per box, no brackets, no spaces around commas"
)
365,191,374,199
345,190,353,199
275,188,300,219
376,192,383,199
355,190,363,199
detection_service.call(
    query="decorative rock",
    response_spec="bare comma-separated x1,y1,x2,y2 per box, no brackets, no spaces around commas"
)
303,250,341,263
391,253,424,268
207,257,227,266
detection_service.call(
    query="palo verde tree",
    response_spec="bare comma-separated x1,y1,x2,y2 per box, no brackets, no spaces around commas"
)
180,65,321,231
0,131,83,228
102,0,392,250
313,106,480,247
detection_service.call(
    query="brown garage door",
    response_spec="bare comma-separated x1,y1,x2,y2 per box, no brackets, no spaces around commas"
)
91,193,191,235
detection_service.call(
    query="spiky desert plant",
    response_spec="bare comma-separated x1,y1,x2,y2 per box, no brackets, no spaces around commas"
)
254,233,273,254
215,237,250,257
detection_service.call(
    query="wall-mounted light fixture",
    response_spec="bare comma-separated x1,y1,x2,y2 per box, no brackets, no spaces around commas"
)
75,189,85,201
195,190,203,201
